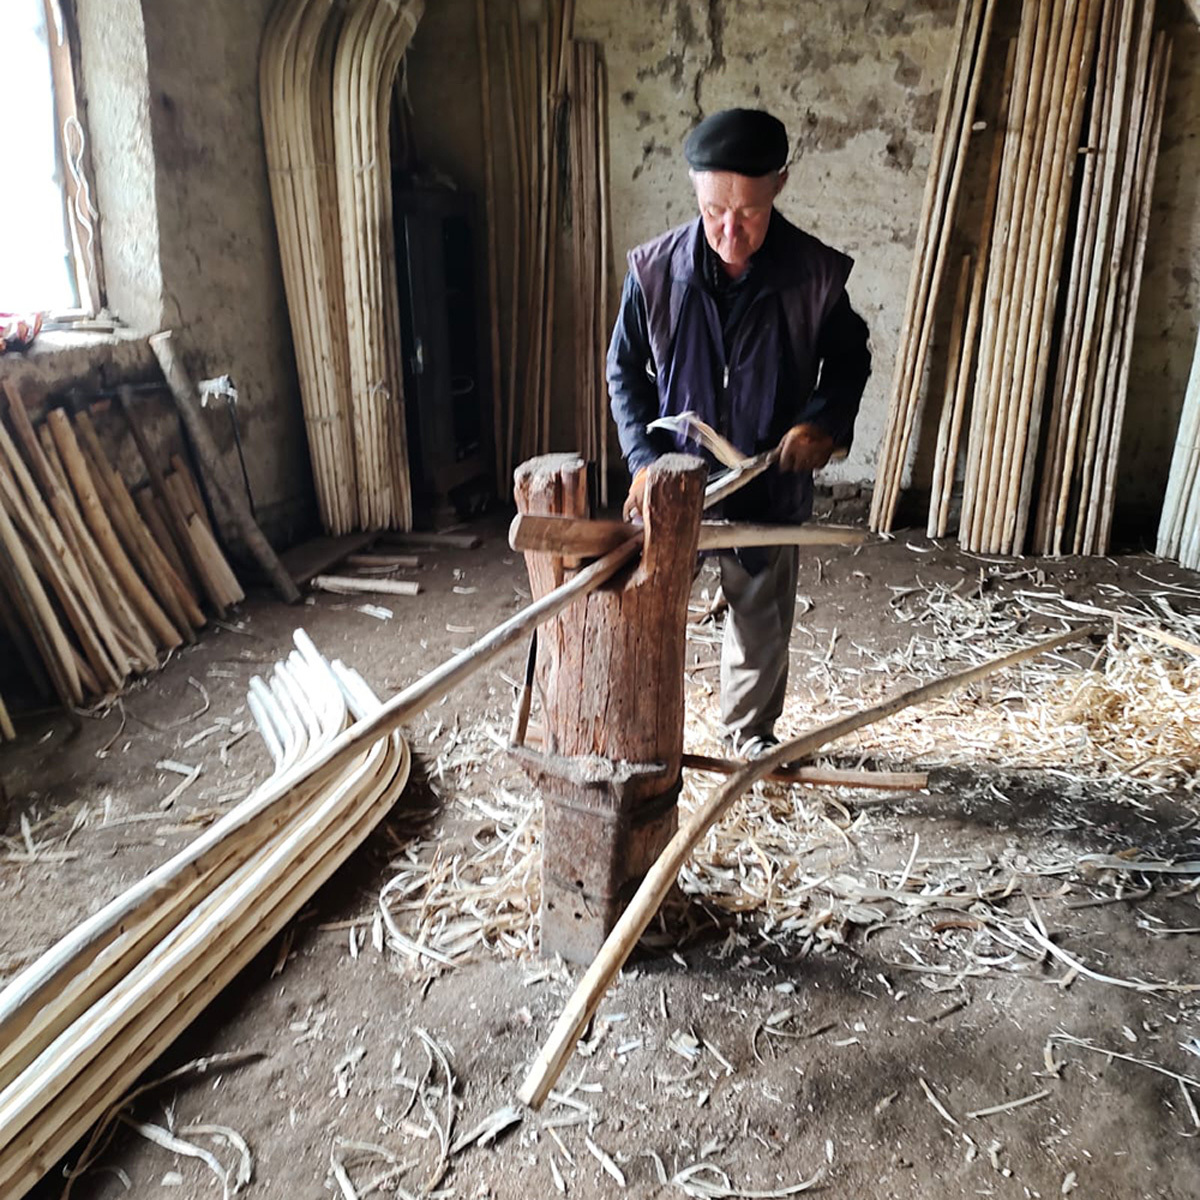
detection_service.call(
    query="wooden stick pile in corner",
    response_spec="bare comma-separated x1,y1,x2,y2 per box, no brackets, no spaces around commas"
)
0,382,242,719
0,633,411,1196
260,0,423,535
870,0,1171,558
485,0,614,498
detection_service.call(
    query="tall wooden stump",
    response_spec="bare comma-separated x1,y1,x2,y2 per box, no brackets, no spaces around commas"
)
512,453,706,962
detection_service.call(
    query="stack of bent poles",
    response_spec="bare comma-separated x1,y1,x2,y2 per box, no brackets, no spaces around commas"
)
0,510,655,1194
260,0,424,535
0,632,411,1196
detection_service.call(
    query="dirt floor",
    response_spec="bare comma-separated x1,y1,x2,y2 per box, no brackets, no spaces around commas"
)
4,509,1200,1200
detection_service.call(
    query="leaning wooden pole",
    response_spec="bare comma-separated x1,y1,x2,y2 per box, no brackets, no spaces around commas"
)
149,331,301,604
517,622,1100,1109
476,0,505,492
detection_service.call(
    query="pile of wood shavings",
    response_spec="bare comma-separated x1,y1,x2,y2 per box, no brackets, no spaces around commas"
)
758,579,1200,791
375,581,1200,972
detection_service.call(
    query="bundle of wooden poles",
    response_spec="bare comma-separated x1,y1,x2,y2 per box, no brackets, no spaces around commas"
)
260,0,423,536
0,633,411,1196
1157,326,1200,570
870,0,998,538
0,499,674,1193
481,0,613,497
870,0,1171,557
567,38,613,506
0,381,241,722
1034,0,1170,556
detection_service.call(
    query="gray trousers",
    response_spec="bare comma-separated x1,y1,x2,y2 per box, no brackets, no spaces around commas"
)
718,546,800,742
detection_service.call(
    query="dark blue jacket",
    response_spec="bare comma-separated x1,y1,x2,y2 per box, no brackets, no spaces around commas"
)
607,210,870,527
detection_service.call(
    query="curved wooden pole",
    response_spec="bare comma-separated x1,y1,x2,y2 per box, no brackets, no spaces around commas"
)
0,527,642,1041
517,623,1100,1109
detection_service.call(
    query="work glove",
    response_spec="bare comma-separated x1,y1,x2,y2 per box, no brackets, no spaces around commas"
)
778,423,836,473
622,465,649,521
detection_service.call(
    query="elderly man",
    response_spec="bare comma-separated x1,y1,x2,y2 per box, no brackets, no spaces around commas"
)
607,108,871,757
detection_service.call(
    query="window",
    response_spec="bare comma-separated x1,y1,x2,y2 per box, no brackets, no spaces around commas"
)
0,0,103,317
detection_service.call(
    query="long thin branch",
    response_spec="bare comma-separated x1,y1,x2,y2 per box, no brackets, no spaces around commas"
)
518,623,1100,1108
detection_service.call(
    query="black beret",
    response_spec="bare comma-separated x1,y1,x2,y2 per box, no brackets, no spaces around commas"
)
684,109,788,176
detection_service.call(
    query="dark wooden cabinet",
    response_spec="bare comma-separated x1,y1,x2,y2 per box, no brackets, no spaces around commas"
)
394,187,492,519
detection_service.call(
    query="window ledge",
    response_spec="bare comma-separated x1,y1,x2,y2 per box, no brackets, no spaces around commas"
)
0,324,157,398
22,324,141,356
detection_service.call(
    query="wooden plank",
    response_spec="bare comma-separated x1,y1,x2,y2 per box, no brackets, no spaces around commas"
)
508,513,869,556
310,575,420,597
280,531,378,587
379,530,484,550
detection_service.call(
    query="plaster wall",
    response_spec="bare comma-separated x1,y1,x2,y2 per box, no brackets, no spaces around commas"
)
139,0,312,542
75,0,164,333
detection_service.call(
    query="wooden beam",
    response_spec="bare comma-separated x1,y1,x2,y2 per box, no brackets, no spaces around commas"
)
509,512,869,556
682,753,928,791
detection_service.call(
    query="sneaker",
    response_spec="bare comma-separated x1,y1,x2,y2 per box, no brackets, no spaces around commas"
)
727,732,797,772
736,733,780,760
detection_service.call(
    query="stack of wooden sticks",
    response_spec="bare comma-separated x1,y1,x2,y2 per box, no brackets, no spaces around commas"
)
480,0,613,497
0,382,242,722
260,0,422,535
871,0,998,539
1031,0,1169,556
871,0,1171,557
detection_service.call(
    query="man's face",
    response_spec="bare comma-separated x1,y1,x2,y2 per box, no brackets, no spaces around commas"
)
691,169,786,270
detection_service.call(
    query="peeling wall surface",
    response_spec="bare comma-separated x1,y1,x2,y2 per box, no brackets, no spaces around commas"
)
139,0,311,541
75,0,164,333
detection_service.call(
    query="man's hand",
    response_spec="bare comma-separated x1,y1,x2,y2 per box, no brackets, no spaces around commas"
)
622,466,649,521
778,423,836,473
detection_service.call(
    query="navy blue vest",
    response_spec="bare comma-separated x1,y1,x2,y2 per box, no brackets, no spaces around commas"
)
628,211,853,525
